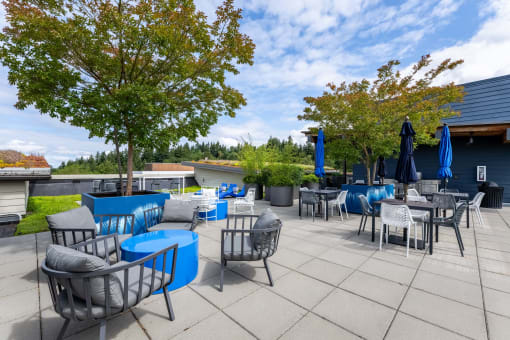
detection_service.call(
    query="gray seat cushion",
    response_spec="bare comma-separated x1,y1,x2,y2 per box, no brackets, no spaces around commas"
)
149,222,192,231
251,209,280,249
46,244,124,308
57,262,170,321
162,200,195,222
46,206,97,245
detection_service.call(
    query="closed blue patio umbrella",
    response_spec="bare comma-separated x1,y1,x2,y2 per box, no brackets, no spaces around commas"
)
437,124,453,190
315,129,325,179
394,117,418,201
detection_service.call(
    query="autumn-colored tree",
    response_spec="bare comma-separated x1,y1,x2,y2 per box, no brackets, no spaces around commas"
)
0,0,254,195
299,55,465,185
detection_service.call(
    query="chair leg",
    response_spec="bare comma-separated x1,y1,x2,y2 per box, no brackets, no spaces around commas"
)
57,319,70,340
454,227,464,257
406,226,410,257
435,225,439,242
99,320,107,340
363,215,368,231
344,204,349,219
163,286,175,321
379,222,384,250
263,258,274,286
414,223,418,250
358,215,364,235
339,207,343,221
220,258,225,292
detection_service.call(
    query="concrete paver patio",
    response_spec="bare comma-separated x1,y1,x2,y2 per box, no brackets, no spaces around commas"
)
1,199,510,339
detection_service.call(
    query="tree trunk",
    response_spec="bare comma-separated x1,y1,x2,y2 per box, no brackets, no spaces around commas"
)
371,162,377,185
126,140,133,196
365,161,372,186
114,137,124,196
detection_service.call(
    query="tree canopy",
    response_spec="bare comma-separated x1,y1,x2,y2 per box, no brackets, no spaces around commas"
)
299,55,465,185
1,0,255,194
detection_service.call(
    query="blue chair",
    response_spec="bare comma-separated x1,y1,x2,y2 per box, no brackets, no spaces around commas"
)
219,184,237,199
233,185,246,198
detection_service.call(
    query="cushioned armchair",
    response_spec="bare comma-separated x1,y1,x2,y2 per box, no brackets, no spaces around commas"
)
47,206,135,258
144,199,198,232
41,234,178,340
220,209,282,291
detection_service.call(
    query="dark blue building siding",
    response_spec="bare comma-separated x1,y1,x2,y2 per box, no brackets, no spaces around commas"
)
353,136,510,202
445,75,510,126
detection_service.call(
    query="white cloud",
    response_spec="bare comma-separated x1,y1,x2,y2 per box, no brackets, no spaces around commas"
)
0,139,46,154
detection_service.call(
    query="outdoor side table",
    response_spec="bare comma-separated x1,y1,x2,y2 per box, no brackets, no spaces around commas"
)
197,199,228,221
121,230,199,293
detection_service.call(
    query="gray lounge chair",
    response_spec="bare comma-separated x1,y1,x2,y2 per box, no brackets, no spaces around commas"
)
220,210,282,291
358,194,378,235
432,202,467,256
47,206,134,258
144,199,198,232
41,233,178,340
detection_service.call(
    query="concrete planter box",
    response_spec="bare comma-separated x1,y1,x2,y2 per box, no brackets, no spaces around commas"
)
270,186,294,207
264,186,271,201
341,184,394,214
82,191,170,235
304,182,320,190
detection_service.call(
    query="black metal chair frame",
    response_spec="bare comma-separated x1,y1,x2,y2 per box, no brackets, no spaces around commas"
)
358,194,378,235
143,206,198,232
301,190,320,221
49,213,135,248
41,233,178,340
220,214,282,291
433,202,467,256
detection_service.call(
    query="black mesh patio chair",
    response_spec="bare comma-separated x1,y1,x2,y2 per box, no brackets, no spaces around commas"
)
301,190,320,221
144,200,198,232
41,233,178,340
220,212,282,291
47,206,135,259
358,194,378,235
432,193,457,242
432,202,467,256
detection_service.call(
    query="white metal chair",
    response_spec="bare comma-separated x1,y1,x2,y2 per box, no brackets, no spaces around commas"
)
234,188,256,215
407,188,420,197
461,192,485,226
407,195,429,244
380,203,417,257
333,191,349,221
192,187,218,225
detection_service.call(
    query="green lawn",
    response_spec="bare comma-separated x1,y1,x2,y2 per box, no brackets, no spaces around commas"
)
16,195,81,235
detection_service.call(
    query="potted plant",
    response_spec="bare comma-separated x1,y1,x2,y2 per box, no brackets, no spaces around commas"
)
269,164,303,207
302,173,320,190
240,143,265,200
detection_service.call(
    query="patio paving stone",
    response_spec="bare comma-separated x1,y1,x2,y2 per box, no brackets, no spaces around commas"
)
483,287,510,318
279,313,361,340
385,312,468,340
358,257,417,285
486,312,510,340
296,258,353,286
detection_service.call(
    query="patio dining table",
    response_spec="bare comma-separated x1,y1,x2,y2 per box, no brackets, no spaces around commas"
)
298,189,341,221
371,198,438,255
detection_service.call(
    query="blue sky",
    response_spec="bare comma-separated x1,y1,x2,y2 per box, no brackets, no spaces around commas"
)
1,0,510,167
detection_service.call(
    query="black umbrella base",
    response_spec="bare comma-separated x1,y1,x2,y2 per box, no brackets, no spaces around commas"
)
387,234,426,250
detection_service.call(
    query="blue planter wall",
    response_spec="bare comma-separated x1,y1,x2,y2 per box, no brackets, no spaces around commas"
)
82,192,170,235
352,136,510,203
341,184,394,214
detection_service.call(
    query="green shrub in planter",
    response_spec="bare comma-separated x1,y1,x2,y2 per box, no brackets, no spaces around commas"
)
302,174,319,184
268,164,303,187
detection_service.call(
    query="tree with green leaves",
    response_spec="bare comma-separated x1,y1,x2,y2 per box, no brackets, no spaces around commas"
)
1,0,254,195
299,55,465,185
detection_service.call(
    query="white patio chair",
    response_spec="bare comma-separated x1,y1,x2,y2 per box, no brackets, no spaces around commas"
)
407,195,428,244
459,192,485,226
380,203,417,257
234,188,256,215
407,188,420,197
333,190,349,221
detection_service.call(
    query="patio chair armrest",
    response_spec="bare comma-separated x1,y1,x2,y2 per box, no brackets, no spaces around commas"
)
190,209,199,231
49,226,97,246
95,214,135,235
144,206,163,231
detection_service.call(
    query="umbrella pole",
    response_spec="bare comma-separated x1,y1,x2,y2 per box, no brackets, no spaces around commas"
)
404,184,408,203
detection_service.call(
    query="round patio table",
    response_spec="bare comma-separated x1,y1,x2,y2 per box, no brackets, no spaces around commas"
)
121,230,199,293
198,199,228,220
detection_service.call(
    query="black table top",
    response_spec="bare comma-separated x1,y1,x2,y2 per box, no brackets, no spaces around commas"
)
373,198,438,210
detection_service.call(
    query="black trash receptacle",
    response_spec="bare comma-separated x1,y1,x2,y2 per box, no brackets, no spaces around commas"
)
478,182,504,209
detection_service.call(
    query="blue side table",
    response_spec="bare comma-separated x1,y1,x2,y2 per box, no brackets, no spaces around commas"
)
121,230,199,293
198,199,228,220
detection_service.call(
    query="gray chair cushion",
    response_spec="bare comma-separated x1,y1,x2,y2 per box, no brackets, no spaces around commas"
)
161,200,195,222
149,222,192,231
57,262,171,321
46,206,97,245
46,245,124,308
251,209,279,249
